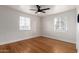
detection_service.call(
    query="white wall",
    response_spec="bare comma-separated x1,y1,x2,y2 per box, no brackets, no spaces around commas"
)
41,9,76,43
0,6,77,45
76,6,79,52
0,6,41,45
76,23,79,52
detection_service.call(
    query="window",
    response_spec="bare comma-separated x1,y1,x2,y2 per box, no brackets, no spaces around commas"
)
19,16,31,30
54,17,67,32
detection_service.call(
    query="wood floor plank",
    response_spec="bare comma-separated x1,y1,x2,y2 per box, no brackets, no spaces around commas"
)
0,36,77,53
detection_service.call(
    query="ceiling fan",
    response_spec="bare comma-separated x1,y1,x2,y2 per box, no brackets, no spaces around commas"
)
30,5,50,14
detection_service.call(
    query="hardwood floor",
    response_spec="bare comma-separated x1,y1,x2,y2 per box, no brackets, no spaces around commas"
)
0,36,77,53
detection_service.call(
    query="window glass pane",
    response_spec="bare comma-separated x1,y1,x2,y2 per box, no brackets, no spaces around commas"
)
19,16,31,30
54,17,67,32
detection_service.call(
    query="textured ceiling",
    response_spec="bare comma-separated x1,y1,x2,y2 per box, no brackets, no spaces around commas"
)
6,5,76,16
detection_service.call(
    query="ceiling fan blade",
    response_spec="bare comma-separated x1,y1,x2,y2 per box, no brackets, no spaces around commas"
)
42,11,46,13
30,9,37,11
36,5,40,9
41,8,50,10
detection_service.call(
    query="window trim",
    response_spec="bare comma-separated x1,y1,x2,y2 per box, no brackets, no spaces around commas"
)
54,17,67,32
19,16,31,31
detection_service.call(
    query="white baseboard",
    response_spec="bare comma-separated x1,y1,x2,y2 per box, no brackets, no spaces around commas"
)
0,34,75,45
0,35,40,45
42,35,75,44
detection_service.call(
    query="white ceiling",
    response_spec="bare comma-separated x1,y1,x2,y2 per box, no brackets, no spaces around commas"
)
6,5,76,16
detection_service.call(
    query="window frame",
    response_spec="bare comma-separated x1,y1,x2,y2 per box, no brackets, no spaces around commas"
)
54,17,67,32
19,16,31,31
